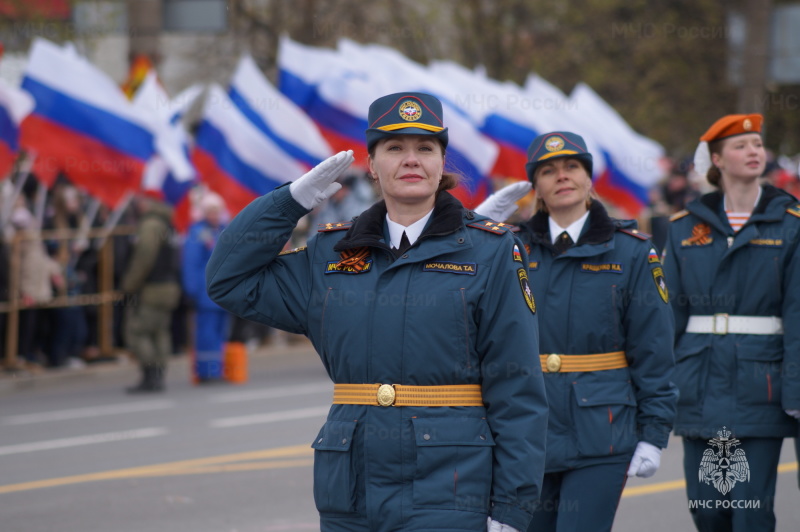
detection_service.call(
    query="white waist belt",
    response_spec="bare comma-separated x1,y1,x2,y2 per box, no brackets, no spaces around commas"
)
686,315,783,335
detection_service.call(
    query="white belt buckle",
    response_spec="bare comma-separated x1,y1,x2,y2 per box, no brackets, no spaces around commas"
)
713,313,729,335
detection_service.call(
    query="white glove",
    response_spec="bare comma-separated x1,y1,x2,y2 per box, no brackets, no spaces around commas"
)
474,181,532,221
785,409,800,419
487,517,520,532
289,150,354,210
627,441,662,478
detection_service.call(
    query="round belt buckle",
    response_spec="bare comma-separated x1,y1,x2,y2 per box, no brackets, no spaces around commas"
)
376,384,396,407
546,354,562,373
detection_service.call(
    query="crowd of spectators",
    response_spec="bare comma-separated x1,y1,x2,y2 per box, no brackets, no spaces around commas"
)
0,158,796,376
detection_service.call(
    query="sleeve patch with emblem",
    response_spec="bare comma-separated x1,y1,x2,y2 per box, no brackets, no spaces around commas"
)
517,268,536,314
512,244,523,263
652,266,669,303
648,248,661,264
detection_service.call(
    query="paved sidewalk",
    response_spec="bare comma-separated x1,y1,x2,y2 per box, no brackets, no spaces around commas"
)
0,338,317,394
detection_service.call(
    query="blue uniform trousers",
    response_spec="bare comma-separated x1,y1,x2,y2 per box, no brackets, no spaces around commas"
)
683,437,782,532
194,309,229,380
526,461,629,532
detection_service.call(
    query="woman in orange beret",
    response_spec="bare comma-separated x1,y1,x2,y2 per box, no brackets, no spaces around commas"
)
662,114,800,532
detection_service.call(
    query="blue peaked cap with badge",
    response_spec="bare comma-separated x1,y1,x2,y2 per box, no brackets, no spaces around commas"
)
365,92,449,152
525,131,594,183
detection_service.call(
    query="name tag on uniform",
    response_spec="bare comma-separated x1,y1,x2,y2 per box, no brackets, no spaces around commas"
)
581,262,623,274
422,262,477,275
748,239,783,247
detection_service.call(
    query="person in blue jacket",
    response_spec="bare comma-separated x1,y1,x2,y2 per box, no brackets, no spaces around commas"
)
206,92,548,532
662,114,800,532
476,131,678,532
182,191,229,382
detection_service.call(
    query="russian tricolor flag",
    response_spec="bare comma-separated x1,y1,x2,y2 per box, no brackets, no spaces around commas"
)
428,60,542,182
567,83,665,217
192,84,307,216
134,73,202,231
337,40,498,208
278,37,499,208
0,78,34,179
277,36,371,166
229,54,332,169
20,39,155,207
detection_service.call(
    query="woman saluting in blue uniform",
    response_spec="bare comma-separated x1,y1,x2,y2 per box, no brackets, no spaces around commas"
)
206,92,548,532
477,131,678,532
662,114,800,532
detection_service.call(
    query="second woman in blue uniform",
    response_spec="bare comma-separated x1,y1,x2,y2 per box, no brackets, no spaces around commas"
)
477,131,678,532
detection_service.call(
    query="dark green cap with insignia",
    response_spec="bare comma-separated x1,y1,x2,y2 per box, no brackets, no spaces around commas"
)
365,92,449,152
525,131,593,182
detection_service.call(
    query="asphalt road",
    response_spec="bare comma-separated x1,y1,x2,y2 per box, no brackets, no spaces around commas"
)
1,342,799,532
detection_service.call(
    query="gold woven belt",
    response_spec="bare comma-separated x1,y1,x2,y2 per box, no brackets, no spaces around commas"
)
540,351,628,373
332,383,483,407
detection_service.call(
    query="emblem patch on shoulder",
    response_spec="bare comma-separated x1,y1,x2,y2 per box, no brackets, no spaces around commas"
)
517,268,536,314
652,266,669,303
681,223,713,246
648,248,661,264
512,244,523,263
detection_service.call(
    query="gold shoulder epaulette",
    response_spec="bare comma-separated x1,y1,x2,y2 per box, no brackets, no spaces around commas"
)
617,227,651,240
318,221,353,232
669,210,690,222
467,220,513,235
787,204,800,219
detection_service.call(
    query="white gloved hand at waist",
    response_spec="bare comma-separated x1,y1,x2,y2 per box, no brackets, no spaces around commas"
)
487,517,520,532
627,441,662,478
474,181,532,221
289,150,355,210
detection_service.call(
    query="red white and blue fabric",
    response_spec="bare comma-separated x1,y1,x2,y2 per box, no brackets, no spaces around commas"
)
192,84,307,216
20,38,155,207
229,54,332,169
566,83,665,217
278,37,500,208
0,78,34,179
134,73,202,231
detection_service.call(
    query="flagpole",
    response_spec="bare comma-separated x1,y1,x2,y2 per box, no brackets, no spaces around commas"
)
33,178,48,231
94,190,134,250
0,152,37,232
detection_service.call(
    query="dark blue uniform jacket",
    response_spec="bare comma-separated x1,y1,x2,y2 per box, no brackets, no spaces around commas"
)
206,185,548,531
516,201,677,472
662,185,800,439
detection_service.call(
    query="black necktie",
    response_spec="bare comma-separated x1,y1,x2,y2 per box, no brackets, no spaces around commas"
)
393,231,411,258
554,231,573,255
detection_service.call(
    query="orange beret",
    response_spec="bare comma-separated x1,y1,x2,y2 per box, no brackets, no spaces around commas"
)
700,114,763,142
